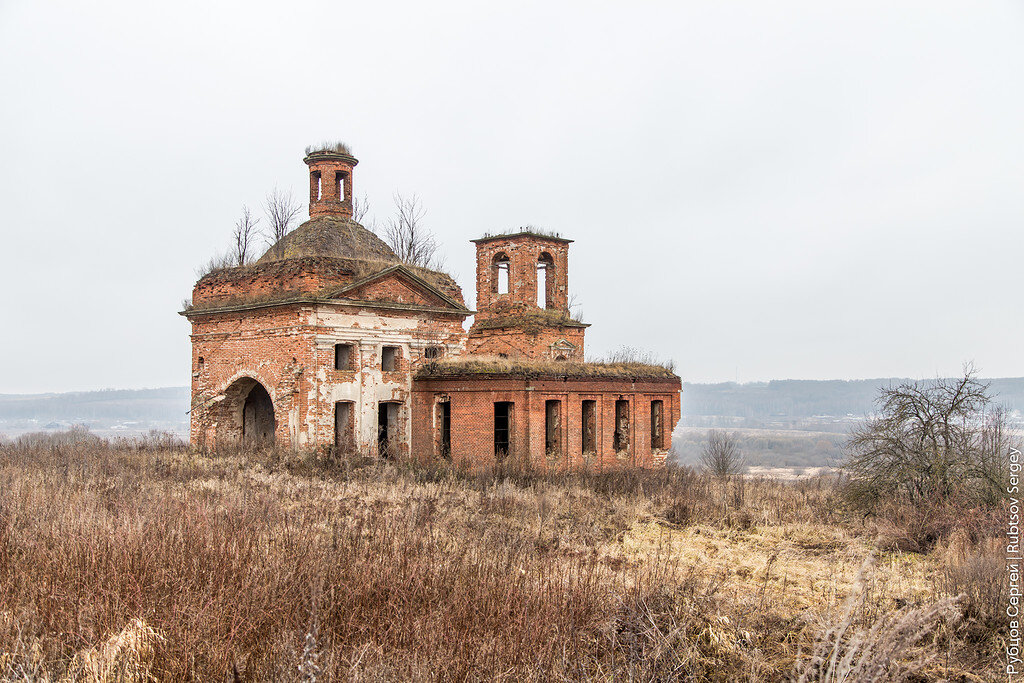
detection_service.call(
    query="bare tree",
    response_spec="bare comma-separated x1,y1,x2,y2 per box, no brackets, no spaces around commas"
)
381,192,442,269
263,188,302,258
232,205,260,266
843,365,1015,508
700,430,744,479
352,191,372,225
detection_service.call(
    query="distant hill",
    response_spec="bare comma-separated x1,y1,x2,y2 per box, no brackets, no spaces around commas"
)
681,377,1024,430
0,387,190,437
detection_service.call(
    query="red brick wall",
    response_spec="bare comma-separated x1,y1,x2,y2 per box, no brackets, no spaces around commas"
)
472,233,571,316
188,299,470,453
189,305,317,449
411,375,682,470
466,324,586,361
305,152,357,219
192,258,355,308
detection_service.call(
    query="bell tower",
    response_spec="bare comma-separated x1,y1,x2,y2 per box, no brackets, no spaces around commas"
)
304,146,358,219
467,230,588,360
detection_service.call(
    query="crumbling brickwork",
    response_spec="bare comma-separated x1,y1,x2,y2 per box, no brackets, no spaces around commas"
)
182,147,681,468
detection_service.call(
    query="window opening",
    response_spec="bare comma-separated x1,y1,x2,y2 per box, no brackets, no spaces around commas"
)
381,346,400,371
311,170,322,201
613,399,630,453
335,171,346,202
537,253,554,308
492,253,510,295
545,400,562,456
582,400,597,454
650,400,664,450
438,401,451,459
334,343,353,370
494,401,512,459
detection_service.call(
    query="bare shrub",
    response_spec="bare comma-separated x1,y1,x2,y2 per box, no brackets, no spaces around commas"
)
934,532,1005,634
112,429,188,452
14,424,103,449
700,430,744,479
598,345,676,372
844,367,1014,510
195,251,235,278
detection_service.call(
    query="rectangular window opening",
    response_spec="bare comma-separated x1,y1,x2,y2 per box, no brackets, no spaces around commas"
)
334,401,353,452
651,400,664,451
582,400,597,454
381,346,400,372
424,346,443,360
545,399,561,456
613,399,630,453
437,401,451,459
494,401,512,459
334,343,353,370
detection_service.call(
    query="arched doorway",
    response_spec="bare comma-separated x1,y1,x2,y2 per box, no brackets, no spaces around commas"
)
215,377,277,448
242,383,276,445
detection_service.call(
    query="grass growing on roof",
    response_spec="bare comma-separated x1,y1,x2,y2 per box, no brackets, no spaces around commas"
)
304,140,353,156
416,354,678,379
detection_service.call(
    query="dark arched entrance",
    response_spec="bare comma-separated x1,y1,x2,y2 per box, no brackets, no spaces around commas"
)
242,383,276,445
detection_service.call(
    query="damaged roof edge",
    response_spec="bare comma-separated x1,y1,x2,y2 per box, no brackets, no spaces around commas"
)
415,370,681,382
181,296,474,318
470,230,573,244
415,358,679,381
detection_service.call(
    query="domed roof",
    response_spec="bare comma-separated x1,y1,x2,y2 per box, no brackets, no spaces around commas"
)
257,216,397,264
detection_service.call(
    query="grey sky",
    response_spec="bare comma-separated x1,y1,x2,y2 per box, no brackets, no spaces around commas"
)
1,1,1022,393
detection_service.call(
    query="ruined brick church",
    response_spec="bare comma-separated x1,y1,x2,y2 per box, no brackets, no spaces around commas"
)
182,146,681,468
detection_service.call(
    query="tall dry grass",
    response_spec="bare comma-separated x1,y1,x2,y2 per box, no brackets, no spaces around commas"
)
0,437,1006,681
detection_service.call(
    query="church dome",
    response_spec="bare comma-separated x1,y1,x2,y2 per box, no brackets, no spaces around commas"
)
257,216,397,264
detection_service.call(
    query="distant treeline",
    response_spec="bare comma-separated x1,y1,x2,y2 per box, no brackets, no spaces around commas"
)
681,377,1024,420
0,387,190,422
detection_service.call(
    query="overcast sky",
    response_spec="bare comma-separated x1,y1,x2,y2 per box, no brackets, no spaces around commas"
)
1,1,1022,393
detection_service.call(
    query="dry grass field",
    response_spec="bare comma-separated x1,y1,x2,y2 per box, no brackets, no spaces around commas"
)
0,436,1006,681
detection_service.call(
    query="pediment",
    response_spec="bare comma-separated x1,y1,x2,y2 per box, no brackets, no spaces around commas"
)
326,266,468,312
